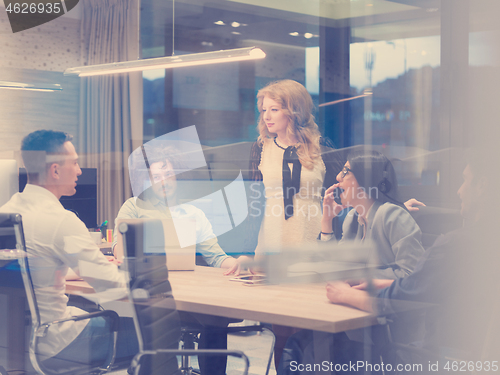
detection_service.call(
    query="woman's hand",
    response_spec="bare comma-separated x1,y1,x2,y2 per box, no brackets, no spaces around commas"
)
222,256,254,276
404,198,426,212
322,184,346,222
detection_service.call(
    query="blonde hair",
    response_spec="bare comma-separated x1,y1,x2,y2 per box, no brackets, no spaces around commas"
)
256,79,321,169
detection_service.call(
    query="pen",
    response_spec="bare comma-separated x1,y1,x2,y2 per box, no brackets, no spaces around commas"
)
99,220,108,232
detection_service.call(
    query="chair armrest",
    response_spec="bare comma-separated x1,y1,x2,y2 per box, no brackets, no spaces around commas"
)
37,310,120,337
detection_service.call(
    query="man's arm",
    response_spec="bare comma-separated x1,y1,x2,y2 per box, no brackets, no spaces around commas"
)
326,279,395,312
196,237,231,268
57,212,126,291
326,282,374,312
188,204,233,268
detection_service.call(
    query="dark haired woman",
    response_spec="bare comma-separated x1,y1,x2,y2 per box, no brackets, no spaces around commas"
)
277,151,426,375
321,150,424,279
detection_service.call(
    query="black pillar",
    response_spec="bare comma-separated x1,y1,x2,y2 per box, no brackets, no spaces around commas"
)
319,25,351,148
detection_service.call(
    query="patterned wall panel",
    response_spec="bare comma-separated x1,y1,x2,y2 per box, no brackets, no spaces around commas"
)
0,8,81,71
0,68,80,157
0,8,81,157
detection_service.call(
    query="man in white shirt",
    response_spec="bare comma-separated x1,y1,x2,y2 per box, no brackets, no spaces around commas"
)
0,130,139,370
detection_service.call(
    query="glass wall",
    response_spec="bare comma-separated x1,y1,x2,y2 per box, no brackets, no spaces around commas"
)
1,0,500,371
140,0,453,205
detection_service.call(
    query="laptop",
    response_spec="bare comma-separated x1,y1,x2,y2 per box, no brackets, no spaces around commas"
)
117,218,196,271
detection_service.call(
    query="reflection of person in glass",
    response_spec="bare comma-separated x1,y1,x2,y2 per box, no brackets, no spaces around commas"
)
320,150,425,279
113,146,250,274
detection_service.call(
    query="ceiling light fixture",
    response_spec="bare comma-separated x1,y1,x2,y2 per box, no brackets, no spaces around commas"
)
319,91,372,107
64,47,266,77
304,33,313,39
214,20,225,25
289,32,299,37
0,81,62,92
65,0,265,77
231,22,240,27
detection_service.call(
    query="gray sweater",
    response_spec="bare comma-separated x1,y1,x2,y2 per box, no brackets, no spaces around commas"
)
339,202,424,279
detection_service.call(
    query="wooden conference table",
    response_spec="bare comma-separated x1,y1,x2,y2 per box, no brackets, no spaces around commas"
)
66,266,377,334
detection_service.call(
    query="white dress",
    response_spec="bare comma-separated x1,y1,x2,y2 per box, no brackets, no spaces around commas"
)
254,138,326,255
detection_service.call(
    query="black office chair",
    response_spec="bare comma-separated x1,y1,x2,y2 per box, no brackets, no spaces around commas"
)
0,213,121,375
119,219,252,375
410,206,462,249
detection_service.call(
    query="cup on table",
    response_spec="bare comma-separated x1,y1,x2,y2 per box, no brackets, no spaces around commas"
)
89,231,102,246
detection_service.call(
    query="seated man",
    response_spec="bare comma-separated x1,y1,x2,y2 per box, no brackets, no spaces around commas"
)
280,146,500,374
113,145,250,375
0,130,141,370
113,146,249,273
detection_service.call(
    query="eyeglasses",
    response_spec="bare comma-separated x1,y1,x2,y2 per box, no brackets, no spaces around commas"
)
340,166,352,179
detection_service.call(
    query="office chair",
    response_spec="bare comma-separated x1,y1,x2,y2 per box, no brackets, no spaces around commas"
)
0,213,121,375
119,219,252,375
409,206,462,249
179,322,275,375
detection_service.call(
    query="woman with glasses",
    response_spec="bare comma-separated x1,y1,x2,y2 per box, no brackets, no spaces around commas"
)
320,149,425,279
277,150,425,375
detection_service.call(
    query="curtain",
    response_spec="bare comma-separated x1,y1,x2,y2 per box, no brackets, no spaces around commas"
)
79,0,143,228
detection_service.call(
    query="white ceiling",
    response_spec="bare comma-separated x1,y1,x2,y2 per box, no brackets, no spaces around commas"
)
225,0,419,20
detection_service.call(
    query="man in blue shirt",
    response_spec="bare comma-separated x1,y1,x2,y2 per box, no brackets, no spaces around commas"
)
114,145,250,375
113,146,249,272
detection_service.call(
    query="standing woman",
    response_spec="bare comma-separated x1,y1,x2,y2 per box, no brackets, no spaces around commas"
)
245,80,342,367
245,79,342,260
